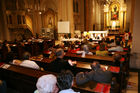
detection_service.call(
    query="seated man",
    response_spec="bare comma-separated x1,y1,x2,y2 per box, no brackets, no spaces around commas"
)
57,70,79,93
96,43,108,56
76,62,112,85
34,74,58,93
13,52,40,69
48,48,76,73
108,40,123,52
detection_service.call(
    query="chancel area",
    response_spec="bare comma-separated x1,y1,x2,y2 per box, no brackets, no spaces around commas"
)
0,0,140,93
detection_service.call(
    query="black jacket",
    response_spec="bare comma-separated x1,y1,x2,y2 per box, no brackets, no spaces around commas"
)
48,58,72,73
76,68,112,85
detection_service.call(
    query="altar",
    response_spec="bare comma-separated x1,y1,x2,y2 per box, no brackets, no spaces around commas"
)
83,31,108,40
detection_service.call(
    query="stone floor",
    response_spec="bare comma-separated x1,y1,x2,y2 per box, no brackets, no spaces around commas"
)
126,72,138,93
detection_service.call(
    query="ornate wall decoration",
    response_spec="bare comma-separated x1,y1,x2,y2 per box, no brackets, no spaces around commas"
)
111,4,119,20
44,9,56,28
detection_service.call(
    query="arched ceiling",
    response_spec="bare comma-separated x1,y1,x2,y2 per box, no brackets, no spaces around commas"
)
40,0,58,12
24,0,58,12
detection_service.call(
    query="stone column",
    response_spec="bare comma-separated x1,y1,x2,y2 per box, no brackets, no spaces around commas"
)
85,0,89,31
130,0,140,69
0,0,10,40
32,11,42,35
58,0,68,21
67,0,74,37
58,0,74,37
0,0,4,40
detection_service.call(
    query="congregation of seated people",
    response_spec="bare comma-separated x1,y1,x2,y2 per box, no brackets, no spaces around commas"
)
0,35,130,93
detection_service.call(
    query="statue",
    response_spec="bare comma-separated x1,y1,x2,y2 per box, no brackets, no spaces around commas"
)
48,17,53,28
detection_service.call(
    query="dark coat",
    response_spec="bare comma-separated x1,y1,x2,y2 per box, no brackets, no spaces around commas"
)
76,68,112,85
48,58,72,73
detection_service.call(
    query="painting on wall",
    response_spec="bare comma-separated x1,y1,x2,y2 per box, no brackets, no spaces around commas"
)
111,11,119,20
111,5,119,20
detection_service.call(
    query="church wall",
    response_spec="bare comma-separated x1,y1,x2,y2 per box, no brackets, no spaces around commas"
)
130,0,140,69
89,0,95,31
131,0,140,53
75,0,85,32
126,0,132,32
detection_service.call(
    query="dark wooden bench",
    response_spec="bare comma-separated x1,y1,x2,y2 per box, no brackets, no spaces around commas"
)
30,57,126,92
0,64,117,93
64,53,115,65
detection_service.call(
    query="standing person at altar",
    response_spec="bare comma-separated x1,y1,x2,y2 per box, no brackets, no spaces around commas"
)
124,30,130,47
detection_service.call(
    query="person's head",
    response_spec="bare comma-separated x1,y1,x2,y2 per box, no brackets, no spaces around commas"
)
89,38,93,42
91,61,100,70
55,48,64,58
110,39,114,43
22,52,31,60
98,40,103,44
57,70,74,90
36,74,58,93
105,38,110,43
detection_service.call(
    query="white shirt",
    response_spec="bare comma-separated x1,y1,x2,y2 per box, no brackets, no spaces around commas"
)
59,89,79,93
108,46,123,52
20,60,40,69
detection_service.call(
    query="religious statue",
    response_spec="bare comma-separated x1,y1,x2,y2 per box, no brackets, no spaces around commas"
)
48,17,53,28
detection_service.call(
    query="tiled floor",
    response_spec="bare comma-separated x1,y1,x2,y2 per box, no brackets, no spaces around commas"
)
126,72,138,93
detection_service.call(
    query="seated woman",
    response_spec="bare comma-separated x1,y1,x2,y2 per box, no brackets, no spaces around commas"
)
76,62,112,85
57,70,79,93
96,43,108,56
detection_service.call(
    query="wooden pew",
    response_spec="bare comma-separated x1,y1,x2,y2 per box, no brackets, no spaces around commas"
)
64,53,115,65
30,57,121,74
30,57,125,92
90,49,127,56
0,64,116,93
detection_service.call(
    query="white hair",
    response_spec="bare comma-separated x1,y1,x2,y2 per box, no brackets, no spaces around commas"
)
36,74,57,93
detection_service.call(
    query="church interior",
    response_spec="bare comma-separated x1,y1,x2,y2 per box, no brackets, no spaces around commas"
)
0,0,140,93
